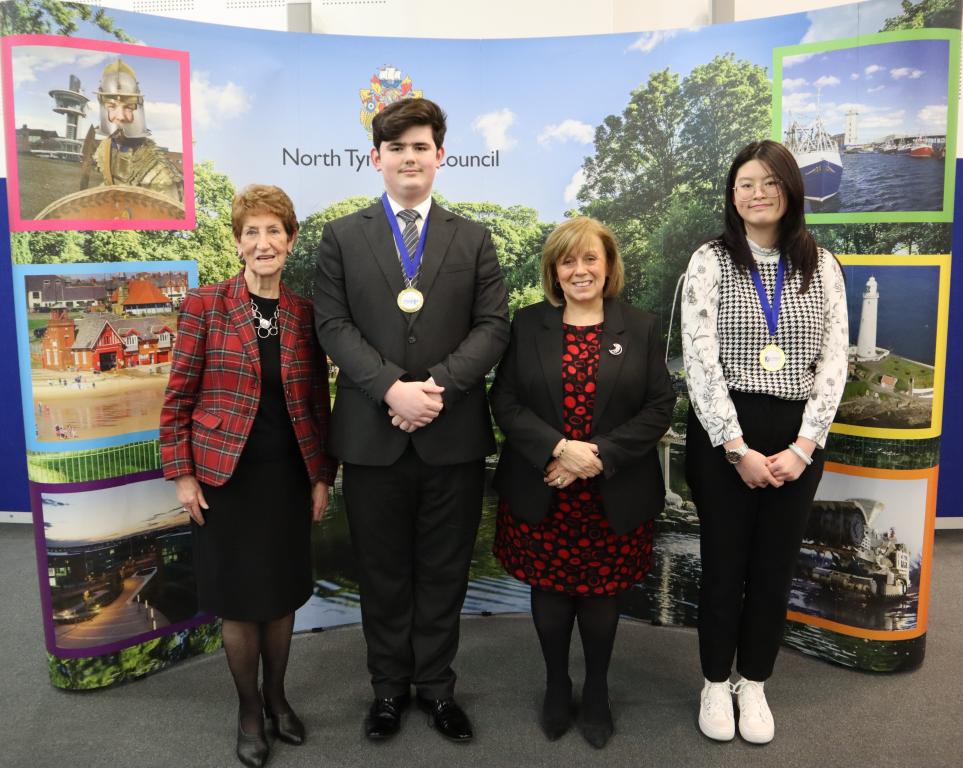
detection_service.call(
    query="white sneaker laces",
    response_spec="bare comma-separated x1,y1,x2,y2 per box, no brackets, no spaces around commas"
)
731,679,771,723
702,681,732,718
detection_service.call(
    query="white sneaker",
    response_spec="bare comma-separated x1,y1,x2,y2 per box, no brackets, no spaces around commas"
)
698,679,735,741
732,677,774,744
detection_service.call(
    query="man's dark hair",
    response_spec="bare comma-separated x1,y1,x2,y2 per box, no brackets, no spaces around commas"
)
372,98,447,149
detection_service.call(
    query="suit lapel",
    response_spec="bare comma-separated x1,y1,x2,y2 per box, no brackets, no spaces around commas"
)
360,199,457,329
277,283,298,383
360,202,406,300
412,201,453,293
226,271,260,378
593,298,626,426
537,302,565,427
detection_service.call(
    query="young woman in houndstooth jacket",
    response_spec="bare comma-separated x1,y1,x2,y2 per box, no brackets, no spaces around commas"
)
681,140,848,745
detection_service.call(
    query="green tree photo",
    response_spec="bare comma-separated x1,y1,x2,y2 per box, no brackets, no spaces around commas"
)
0,0,134,40
577,53,771,331
881,0,962,30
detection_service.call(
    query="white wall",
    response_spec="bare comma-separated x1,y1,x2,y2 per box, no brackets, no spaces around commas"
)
69,0,890,35
72,0,715,36
731,0,857,20
310,0,712,38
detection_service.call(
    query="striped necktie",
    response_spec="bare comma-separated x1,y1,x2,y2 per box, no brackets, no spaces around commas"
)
397,208,420,257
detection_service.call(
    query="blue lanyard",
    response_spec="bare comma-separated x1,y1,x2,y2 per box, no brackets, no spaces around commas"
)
750,258,785,337
381,193,430,283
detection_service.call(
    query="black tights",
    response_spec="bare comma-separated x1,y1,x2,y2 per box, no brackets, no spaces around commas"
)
222,612,296,734
530,589,619,722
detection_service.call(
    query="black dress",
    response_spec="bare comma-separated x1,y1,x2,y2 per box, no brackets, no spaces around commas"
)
493,323,655,596
192,295,313,621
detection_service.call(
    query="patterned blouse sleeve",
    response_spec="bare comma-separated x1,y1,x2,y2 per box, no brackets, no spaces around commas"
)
680,243,743,447
798,249,849,447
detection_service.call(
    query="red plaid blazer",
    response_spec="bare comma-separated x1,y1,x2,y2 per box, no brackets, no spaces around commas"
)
160,271,337,487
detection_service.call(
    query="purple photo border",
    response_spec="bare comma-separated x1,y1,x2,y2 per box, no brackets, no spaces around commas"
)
31,470,213,658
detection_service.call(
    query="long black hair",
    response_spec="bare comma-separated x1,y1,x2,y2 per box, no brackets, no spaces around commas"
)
721,139,819,292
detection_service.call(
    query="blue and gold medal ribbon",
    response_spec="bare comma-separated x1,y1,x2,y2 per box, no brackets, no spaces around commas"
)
750,257,785,338
382,193,430,284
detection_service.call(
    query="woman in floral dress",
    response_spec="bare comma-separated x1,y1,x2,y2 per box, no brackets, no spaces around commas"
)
491,217,675,748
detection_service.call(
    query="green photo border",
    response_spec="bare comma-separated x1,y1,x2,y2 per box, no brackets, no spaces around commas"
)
772,29,960,224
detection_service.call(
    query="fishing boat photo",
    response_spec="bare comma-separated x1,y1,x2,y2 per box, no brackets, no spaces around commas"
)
909,136,935,158
785,113,843,202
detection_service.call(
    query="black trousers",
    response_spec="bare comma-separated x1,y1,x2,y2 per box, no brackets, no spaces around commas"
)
685,392,824,682
342,446,484,699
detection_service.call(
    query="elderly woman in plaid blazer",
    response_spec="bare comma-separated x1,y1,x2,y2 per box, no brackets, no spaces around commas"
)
161,184,337,768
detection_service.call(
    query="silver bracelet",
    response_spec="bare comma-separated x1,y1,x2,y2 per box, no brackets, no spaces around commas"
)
555,439,567,459
788,442,813,466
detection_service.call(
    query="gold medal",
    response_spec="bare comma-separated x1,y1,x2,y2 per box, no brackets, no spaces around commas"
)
759,344,786,372
397,287,424,313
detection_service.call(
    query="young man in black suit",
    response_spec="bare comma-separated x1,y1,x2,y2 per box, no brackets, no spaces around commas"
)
314,98,509,742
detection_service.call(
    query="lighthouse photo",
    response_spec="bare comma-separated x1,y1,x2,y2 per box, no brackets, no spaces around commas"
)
833,259,948,435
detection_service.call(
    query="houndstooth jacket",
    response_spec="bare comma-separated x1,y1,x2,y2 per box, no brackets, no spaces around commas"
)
680,238,848,449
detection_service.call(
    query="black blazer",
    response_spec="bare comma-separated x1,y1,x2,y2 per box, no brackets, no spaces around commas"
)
490,299,675,535
314,200,509,466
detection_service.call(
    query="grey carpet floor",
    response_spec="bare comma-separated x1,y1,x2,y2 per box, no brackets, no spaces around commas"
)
1,523,960,768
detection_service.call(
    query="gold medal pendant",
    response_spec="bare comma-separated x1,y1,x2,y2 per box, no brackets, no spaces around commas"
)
397,287,424,313
759,343,786,372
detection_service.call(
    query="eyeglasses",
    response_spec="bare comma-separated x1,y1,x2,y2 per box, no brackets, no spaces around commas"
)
733,179,782,201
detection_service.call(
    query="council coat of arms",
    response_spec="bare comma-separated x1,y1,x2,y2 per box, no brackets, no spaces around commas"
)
359,66,423,139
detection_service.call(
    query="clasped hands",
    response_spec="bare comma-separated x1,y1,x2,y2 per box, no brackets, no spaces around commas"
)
728,436,815,489
385,377,444,433
543,439,603,490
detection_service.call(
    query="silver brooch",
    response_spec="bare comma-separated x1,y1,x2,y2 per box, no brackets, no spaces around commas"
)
608,343,623,356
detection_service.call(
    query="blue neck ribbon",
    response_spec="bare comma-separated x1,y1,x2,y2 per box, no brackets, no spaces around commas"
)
382,193,430,283
750,258,785,338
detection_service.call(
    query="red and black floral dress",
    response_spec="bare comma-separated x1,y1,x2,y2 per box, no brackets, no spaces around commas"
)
493,323,655,596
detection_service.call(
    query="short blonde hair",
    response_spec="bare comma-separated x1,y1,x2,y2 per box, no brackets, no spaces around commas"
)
540,217,624,307
231,184,298,240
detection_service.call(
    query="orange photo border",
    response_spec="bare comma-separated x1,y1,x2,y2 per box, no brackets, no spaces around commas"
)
786,461,938,640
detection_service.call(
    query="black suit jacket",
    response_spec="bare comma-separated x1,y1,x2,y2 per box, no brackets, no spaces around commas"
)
490,299,676,535
314,199,509,466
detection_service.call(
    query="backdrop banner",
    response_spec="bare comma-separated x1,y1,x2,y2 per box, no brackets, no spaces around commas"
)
2,0,959,687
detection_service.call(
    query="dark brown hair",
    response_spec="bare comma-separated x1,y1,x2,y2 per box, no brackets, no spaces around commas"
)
231,184,298,240
372,98,447,149
722,139,818,292
541,217,624,307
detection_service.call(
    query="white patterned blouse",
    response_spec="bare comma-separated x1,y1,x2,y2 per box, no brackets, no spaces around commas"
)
681,237,849,449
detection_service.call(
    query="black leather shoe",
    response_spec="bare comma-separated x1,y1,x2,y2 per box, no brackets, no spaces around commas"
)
265,705,305,746
576,704,614,749
417,696,473,742
364,694,410,741
236,717,269,768
540,685,574,741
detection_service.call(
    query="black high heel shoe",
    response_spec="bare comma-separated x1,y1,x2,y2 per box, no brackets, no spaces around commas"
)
265,704,306,746
539,682,574,741
576,700,614,749
236,715,269,768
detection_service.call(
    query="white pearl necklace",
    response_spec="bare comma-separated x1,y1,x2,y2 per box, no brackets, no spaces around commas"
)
250,299,279,339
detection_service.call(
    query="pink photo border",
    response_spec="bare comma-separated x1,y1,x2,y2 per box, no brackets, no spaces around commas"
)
1,34,195,232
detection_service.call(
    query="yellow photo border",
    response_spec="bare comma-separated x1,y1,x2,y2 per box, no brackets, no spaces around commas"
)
831,254,950,440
